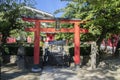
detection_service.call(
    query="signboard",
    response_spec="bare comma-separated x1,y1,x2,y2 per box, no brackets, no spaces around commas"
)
48,40,66,45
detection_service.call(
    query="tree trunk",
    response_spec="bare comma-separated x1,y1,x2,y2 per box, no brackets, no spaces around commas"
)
114,38,120,57
96,29,107,64
103,39,108,52
2,32,10,44
96,31,107,50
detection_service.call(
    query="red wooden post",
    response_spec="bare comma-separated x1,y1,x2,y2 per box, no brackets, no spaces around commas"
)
74,23,80,65
34,21,40,65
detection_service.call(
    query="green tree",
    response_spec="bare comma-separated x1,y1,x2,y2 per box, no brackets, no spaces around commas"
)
56,0,120,49
55,1,120,67
0,0,35,43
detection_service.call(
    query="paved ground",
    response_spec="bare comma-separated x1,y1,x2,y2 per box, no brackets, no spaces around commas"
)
1,58,120,80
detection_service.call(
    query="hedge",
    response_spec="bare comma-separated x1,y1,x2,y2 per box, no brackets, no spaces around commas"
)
3,43,43,56
69,44,91,56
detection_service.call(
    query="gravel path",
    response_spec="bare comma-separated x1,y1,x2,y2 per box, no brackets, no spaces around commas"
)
1,58,120,80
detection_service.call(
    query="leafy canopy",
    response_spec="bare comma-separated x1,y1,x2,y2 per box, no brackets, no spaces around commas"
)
0,0,35,43
55,0,120,46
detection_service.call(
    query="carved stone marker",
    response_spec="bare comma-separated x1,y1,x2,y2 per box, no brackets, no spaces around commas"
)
17,45,25,70
90,42,98,69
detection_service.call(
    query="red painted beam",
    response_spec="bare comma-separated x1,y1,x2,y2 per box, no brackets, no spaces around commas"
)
40,28,74,33
80,28,89,33
25,27,89,33
25,27,36,32
22,17,88,24
22,17,55,23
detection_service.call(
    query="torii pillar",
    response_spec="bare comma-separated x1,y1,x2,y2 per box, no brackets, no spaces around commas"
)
34,21,40,65
22,17,88,72
74,23,80,65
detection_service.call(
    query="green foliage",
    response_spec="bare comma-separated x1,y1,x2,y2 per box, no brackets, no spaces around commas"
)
54,23,74,40
3,43,43,56
69,43,91,56
0,0,35,43
55,0,120,47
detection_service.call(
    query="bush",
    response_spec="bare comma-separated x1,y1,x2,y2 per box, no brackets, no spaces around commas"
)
25,46,43,56
3,43,43,56
69,44,91,56
2,43,19,55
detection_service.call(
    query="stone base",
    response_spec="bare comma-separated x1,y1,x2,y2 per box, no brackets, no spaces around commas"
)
31,64,42,72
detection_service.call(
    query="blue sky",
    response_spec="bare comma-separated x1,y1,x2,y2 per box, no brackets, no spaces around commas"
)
34,0,68,17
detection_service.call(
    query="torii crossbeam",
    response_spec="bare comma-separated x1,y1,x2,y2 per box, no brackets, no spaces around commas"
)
22,17,89,71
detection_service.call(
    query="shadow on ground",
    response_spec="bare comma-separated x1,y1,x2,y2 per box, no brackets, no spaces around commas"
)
1,63,40,80
1,57,120,80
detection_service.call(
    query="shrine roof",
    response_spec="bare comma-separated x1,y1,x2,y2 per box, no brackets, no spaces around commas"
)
20,6,54,19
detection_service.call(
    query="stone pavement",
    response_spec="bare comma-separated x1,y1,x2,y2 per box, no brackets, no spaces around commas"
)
40,64,120,80
1,58,120,80
40,66,78,80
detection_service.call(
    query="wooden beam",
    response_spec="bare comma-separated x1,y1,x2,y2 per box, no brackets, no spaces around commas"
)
80,28,89,33
25,27,88,33
40,28,74,33
22,17,88,24
25,27,36,32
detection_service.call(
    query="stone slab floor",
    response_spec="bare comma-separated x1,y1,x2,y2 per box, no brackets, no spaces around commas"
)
1,58,120,80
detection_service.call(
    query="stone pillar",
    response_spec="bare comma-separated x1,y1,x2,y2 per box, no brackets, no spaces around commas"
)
90,42,98,69
17,45,25,70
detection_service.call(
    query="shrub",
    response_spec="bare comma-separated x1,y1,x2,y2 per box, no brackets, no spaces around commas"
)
69,44,91,56
3,43,43,56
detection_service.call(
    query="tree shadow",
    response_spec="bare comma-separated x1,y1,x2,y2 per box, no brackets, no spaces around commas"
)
1,71,28,80
86,58,120,80
41,66,77,80
43,55,120,80
40,56,120,80
53,69,77,80
1,63,40,80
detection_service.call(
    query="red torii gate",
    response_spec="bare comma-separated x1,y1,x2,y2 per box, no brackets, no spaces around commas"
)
22,17,88,71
